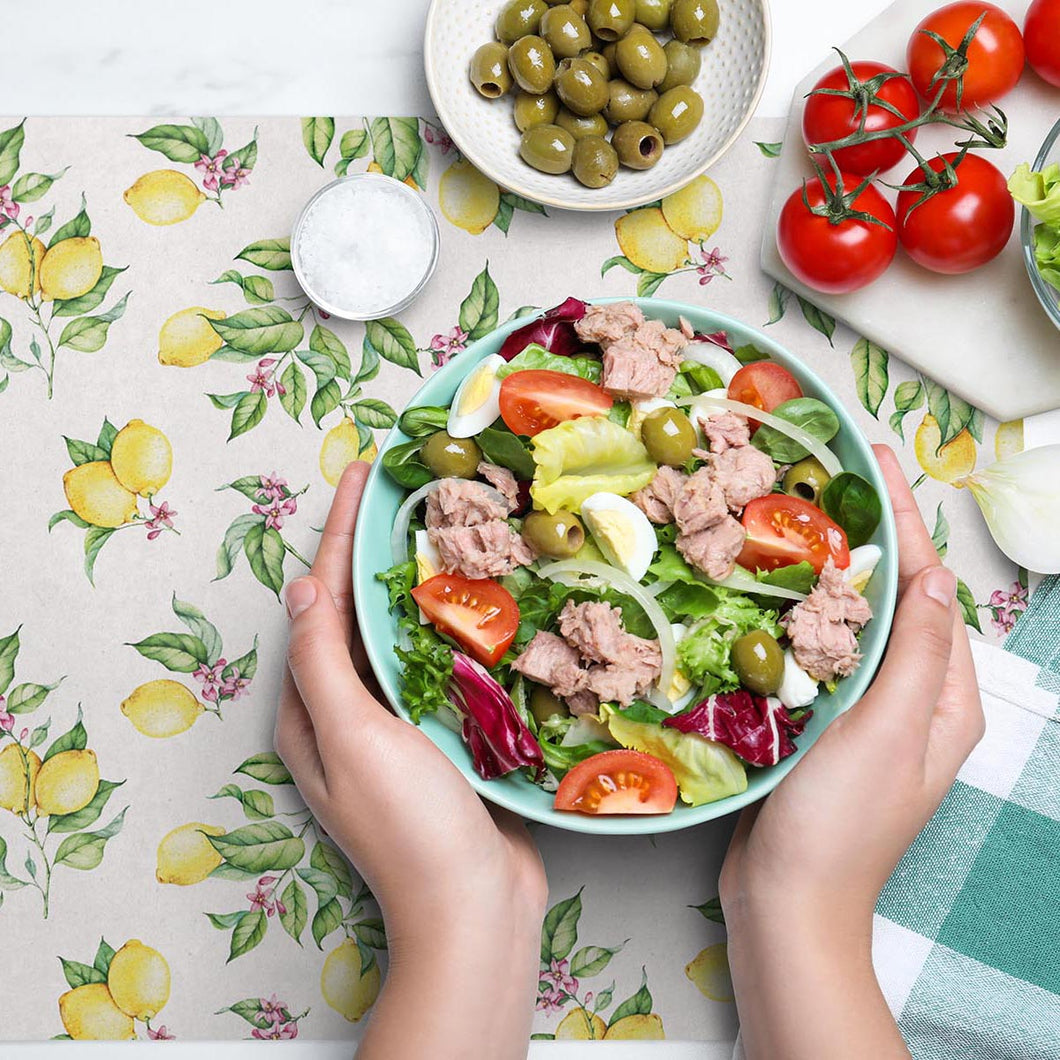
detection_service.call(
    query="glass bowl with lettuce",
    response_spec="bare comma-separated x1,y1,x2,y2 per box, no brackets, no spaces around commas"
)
351,297,898,835
1011,117,1060,330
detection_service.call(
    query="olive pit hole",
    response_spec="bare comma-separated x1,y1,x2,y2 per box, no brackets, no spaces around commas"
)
481,82,503,98
793,482,815,501
640,136,658,157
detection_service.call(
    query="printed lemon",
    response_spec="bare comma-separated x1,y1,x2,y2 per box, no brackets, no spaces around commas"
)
321,938,382,1022
367,160,420,191
439,159,501,235
59,983,135,1040
615,207,690,274
0,231,46,298
320,416,378,487
685,942,734,1002
34,749,99,816
995,419,1024,461
604,1013,666,1039
121,679,202,738
110,419,173,496
0,744,41,814
661,175,724,242
107,940,170,1020
62,461,138,528
914,413,977,484
156,821,225,885
39,236,103,301
555,1008,608,1039
158,306,225,367
124,169,206,226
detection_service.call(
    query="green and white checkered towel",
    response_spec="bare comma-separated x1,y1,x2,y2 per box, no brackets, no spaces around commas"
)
734,576,1060,1060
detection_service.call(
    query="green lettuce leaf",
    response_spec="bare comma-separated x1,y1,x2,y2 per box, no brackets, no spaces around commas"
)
498,343,602,382
1009,161,1060,226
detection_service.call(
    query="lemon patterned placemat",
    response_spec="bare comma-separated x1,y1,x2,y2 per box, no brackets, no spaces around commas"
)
0,115,1025,1043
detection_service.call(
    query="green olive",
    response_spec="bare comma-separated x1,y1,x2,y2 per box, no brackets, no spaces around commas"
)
519,123,576,173
641,407,696,466
634,0,673,31
541,4,592,58
611,120,665,169
601,41,619,72
523,509,586,557
648,85,704,143
588,0,635,41
570,0,589,13
603,78,658,123
469,42,513,98
495,0,548,43
658,38,702,92
530,685,570,725
615,24,668,89
783,458,832,507
421,431,482,479
671,0,719,44
555,107,609,139
731,631,785,697
579,48,612,79
508,35,557,94
554,57,609,115
572,135,619,188
514,89,560,131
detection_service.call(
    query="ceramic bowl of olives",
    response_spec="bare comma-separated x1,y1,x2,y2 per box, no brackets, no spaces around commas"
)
424,0,770,211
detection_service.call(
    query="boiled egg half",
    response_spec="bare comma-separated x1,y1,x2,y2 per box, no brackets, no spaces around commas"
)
580,492,658,583
447,354,504,438
844,544,882,594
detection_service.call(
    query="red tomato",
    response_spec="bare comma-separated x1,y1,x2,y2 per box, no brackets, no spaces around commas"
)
802,61,921,176
411,574,519,668
728,362,803,424
554,750,678,816
907,2,1025,111
738,495,850,575
498,369,612,437
1025,0,1060,87
776,173,898,294
896,152,1014,275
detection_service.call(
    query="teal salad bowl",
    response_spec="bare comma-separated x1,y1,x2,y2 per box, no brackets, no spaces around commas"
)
352,298,898,835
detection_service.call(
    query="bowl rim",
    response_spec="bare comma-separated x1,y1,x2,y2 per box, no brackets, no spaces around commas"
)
1020,116,1060,328
352,296,898,835
422,0,773,213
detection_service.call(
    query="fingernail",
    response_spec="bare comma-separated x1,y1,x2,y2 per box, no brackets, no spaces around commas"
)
924,567,957,607
285,578,316,618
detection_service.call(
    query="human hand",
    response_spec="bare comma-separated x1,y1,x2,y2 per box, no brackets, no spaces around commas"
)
275,462,546,1058
720,445,984,1060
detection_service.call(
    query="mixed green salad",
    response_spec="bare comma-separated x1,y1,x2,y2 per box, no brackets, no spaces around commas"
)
1011,161,1060,295
377,298,885,816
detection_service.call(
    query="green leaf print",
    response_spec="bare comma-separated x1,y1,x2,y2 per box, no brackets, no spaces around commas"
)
207,821,306,873
131,123,210,163
209,784,275,821
310,840,353,899
93,939,116,976
211,306,303,356
302,117,335,166
52,266,127,318
12,169,67,203
280,362,307,424
50,195,91,246
610,968,653,1023
365,318,420,374
243,522,286,598
0,628,19,696
459,264,500,341
932,504,949,559
127,632,209,673
57,292,130,353
229,390,268,440
797,296,836,345
310,379,341,428
228,909,268,962
59,958,107,989
755,140,783,158
850,339,889,419
368,117,422,182
171,595,224,665
280,879,308,944
210,270,275,305
5,679,62,714
236,238,292,272
47,780,124,835
889,379,925,441
234,752,293,786
53,808,127,871
312,898,344,949
192,116,224,156
541,890,582,963
0,120,25,186
570,943,624,978
215,514,262,580
957,579,982,633
43,711,87,762
352,398,397,429
309,324,352,379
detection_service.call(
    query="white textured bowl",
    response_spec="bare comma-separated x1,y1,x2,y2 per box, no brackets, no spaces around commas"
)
424,0,771,212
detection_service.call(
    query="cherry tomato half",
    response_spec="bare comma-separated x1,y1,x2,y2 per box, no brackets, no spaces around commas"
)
498,369,612,437
728,362,803,424
411,573,519,668
1025,0,1060,87
738,495,850,575
897,152,1015,275
776,173,898,295
802,61,921,176
554,750,678,816
907,2,1025,112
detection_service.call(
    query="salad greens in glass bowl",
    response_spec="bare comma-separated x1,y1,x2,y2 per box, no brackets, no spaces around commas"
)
352,297,897,835
1012,117,1060,330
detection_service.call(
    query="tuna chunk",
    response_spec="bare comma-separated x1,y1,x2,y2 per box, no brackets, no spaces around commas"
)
575,301,645,346
673,467,727,534
711,446,777,510
566,690,601,717
633,319,688,367
426,478,508,530
584,638,663,707
478,461,519,512
429,521,536,580
631,465,688,525
783,558,873,681
511,631,588,699
601,342,678,401
700,411,751,454
558,600,629,664
676,515,746,581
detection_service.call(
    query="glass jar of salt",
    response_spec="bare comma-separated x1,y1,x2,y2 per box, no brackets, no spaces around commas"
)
291,174,439,320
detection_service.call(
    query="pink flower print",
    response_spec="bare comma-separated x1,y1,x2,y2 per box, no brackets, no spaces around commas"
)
220,668,251,701
424,125,454,154
541,958,579,998
252,1022,298,1040
247,879,278,916
220,163,251,190
147,1025,175,1041
193,659,227,703
259,995,286,1025
987,580,1029,635
429,326,469,368
696,246,729,285
0,695,12,733
535,986,566,1014
257,472,289,502
252,495,297,531
0,185,19,221
144,500,177,541
195,150,229,193
246,360,278,397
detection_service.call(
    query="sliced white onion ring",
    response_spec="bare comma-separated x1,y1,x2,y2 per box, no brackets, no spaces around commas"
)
678,394,843,478
536,558,676,696
682,341,743,385
709,564,808,602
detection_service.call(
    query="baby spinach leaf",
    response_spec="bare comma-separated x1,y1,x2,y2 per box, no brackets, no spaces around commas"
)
398,405,449,438
821,472,882,549
381,439,433,489
751,397,840,464
476,426,535,480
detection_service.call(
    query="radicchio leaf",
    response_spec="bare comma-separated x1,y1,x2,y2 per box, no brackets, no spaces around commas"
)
498,297,588,361
449,653,546,780
664,691,809,767
692,329,734,353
